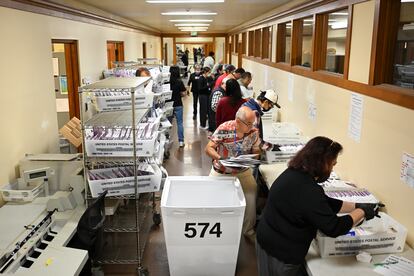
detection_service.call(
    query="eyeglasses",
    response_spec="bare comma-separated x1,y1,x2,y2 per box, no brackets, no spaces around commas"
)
238,118,254,128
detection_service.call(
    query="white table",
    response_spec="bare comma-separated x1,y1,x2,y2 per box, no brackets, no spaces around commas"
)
306,243,414,276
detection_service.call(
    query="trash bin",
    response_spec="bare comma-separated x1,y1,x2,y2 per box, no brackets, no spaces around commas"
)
161,176,246,276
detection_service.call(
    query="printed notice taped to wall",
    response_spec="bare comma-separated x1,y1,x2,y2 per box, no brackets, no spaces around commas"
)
401,152,414,189
348,93,364,142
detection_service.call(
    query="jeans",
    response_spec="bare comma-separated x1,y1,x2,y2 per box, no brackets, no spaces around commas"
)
199,94,209,127
174,106,184,142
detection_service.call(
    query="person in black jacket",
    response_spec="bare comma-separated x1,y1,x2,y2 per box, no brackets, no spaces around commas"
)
187,64,202,120
256,136,383,276
197,67,213,129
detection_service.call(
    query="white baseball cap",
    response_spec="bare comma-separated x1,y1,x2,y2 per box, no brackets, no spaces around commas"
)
262,89,281,108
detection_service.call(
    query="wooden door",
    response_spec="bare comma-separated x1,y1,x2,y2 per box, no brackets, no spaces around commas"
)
107,41,125,68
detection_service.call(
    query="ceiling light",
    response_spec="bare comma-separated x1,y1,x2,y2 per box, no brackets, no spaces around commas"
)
148,0,223,3
170,19,213,22
161,11,217,15
175,23,210,26
331,21,348,29
178,27,208,30
180,29,207,32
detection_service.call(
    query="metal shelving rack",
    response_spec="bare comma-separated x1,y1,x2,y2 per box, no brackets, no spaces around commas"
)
79,76,158,275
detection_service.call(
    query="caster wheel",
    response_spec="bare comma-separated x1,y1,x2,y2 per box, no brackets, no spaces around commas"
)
153,213,161,225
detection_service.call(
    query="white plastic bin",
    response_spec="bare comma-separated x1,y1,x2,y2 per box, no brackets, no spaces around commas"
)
316,212,407,257
161,176,246,276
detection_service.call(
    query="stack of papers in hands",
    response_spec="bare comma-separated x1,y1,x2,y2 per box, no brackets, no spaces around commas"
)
219,154,261,168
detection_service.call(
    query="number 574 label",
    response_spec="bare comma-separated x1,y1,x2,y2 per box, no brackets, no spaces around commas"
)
184,222,222,238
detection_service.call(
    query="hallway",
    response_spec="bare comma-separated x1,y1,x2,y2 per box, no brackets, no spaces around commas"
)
105,94,258,275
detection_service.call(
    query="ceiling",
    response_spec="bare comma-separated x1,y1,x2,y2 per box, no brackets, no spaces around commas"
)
73,0,292,34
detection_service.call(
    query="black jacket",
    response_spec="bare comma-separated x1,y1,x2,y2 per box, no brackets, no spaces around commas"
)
257,168,353,264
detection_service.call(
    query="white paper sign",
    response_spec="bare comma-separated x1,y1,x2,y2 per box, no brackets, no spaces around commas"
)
56,98,69,112
401,152,414,189
348,93,364,142
308,102,317,121
288,73,294,102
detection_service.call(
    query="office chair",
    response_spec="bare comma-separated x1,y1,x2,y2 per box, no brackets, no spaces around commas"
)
68,190,107,275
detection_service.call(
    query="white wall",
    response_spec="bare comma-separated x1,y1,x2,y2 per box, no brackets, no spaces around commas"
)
0,6,161,204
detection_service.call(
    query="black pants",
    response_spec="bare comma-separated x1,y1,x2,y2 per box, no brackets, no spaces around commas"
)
199,94,209,127
256,241,308,276
192,92,199,117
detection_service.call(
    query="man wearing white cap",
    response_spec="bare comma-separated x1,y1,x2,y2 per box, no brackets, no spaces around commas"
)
243,89,281,139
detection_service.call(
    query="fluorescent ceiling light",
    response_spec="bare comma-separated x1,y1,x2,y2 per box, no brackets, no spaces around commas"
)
181,29,207,32
331,21,348,29
175,23,209,26
161,11,217,15
178,27,208,30
178,26,208,29
169,19,212,22
148,0,223,3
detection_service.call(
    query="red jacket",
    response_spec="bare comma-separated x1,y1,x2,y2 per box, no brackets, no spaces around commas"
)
215,97,246,127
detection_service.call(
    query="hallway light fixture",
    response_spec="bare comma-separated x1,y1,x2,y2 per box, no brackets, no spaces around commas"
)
180,29,207,32
178,27,208,30
170,19,213,22
148,0,223,3
330,21,347,29
161,11,217,15
175,23,210,26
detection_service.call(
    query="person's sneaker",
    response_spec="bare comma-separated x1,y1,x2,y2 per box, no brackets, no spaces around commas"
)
179,141,185,148
199,125,207,130
192,115,197,120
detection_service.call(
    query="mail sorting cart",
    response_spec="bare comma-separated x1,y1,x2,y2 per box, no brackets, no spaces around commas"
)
161,176,246,276
79,76,162,276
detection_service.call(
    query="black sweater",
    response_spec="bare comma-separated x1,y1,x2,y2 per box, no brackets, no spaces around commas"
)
257,168,353,264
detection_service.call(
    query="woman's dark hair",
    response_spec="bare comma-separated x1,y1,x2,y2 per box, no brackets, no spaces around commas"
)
169,66,180,82
288,136,343,182
202,67,211,74
135,67,150,77
224,78,242,106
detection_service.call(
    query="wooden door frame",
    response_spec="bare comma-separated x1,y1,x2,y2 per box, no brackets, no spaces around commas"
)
238,42,243,68
52,39,80,120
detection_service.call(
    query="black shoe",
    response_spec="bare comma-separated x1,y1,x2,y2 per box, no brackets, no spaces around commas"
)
192,116,196,120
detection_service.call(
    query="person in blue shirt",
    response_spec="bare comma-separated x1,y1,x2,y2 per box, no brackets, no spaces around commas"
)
243,89,281,139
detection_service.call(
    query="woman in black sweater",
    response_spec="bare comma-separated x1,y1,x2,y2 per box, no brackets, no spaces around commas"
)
256,136,383,276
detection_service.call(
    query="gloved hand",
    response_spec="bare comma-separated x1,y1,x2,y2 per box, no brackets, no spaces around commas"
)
355,202,385,221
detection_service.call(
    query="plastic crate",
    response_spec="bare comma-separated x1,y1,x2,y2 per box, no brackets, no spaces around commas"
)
87,164,162,197
161,176,245,276
0,179,44,202
84,129,159,157
316,212,407,257
93,92,154,112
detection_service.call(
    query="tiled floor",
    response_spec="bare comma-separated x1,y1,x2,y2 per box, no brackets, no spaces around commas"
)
104,95,258,276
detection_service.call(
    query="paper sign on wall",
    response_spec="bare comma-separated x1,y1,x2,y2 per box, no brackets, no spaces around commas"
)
288,73,294,102
308,102,317,121
348,93,364,142
401,152,414,189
